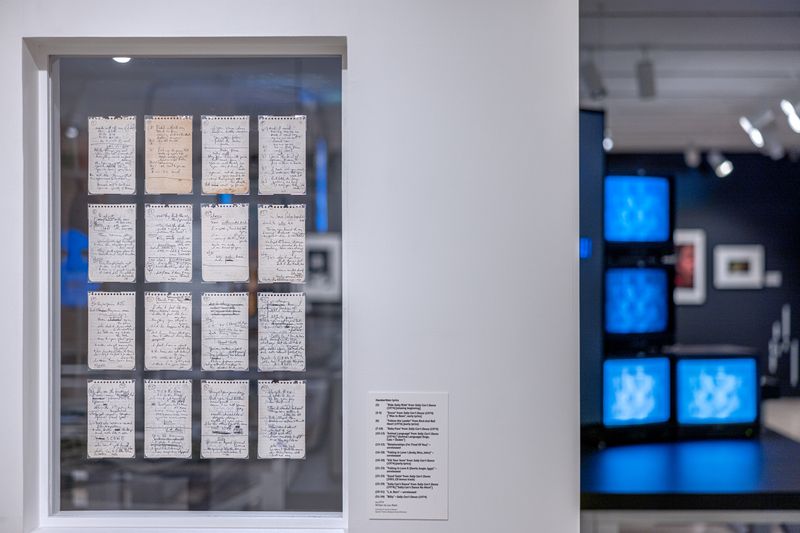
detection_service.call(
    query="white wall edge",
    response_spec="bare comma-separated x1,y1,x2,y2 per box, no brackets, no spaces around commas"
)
339,65,350,530
40,511,345,529
24,36,349,532
24,37,349,70
584,509,800,525
33,528,345,533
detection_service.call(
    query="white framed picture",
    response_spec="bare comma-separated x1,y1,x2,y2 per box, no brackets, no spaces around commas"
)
305,233,342,302
674,229,706,305
713,244,765,289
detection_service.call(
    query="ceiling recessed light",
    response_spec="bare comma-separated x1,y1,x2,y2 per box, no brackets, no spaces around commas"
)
113,57,132,64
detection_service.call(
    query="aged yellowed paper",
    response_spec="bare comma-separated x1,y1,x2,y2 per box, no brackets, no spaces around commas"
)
145,115,193,194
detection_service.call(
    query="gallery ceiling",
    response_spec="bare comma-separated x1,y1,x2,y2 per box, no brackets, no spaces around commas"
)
580,0,800,153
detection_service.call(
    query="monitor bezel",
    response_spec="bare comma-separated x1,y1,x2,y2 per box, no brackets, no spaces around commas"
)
673,353,761,439
603,260,676,352
601,354,674,443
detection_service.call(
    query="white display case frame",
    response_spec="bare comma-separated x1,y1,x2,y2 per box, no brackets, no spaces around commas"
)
22,36,348,533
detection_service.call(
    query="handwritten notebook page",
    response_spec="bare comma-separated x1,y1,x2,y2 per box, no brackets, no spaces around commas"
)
87,379,135,458
88,291,136,370
201,292,249,371
145,115,193,194
144,292,192,370
201,380,249,459
258,115,306,195
144,379,192,458
202,115,250,195
258,292,305,371
258,380,306,459
144,204,193,282
201,204,249,282
88,204,136,282
88,116,136,195
258,204,306,283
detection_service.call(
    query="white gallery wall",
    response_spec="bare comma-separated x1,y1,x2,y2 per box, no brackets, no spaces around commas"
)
0,1,579,532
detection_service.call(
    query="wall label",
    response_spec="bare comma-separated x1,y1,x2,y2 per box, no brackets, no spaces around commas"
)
369,391,448,520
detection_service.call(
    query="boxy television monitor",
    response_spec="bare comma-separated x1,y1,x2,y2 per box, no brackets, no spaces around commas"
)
604,175,673,253
603,357,671,428
605,267,669,335
676,357,759,437
602,356,672,442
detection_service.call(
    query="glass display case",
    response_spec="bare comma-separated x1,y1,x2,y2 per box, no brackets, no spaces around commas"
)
55,55,343,513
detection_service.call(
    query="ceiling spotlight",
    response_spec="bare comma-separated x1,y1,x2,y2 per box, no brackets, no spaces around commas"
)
635,52,656,99
580,59,607,100
602,130,614,152
707,151,733,178
683,144,701,168
64,126,79,139
112,57,132,64
739,116,765,148
741,110,784,158
716,160,734,178
780,99,800,134
765,137,786,160
788,114,800,133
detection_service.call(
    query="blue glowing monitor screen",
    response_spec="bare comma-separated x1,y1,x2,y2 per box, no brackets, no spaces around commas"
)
604,175,670,243
677,358,757,425
603,357,670,427
605,268,668,334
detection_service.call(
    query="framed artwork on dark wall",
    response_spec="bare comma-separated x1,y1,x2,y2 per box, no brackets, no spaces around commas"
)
674,229,706,305
713,244,765,290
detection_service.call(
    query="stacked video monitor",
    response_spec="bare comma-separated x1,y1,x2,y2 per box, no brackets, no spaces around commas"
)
603,175,675,351
601,175,759,441
603,355,671,429
602,351,760,441
602,175,675,441
673,348,760,438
